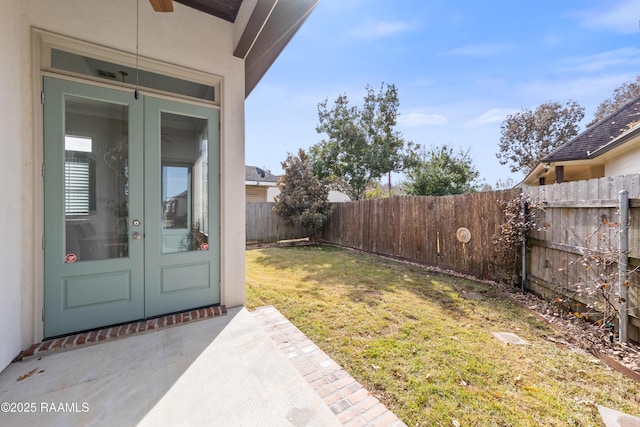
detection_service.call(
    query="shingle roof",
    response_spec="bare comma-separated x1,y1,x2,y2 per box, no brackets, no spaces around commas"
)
543,96,640,162
245,165,279,182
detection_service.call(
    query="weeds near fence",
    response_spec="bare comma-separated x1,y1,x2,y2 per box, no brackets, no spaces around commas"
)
552,211,638,338
493,193,543,286
576,214,620,324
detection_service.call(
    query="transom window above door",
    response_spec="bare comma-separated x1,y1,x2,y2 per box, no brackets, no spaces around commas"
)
51,49,215,102
36,29,220,106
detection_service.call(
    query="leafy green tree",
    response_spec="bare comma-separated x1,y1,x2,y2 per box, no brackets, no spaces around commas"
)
496,100,584,174
311,83,411,200
403,145,479,196
273,149,331,237
589,75,640,126
363,181,404,199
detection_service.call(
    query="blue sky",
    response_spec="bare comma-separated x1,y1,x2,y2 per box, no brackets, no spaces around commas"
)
245,0,640,188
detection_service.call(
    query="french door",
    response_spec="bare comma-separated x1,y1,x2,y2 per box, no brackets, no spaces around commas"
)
43,77,219,338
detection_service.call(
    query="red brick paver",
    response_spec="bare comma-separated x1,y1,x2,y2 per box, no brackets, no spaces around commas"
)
16,305,227,360
251,305,407,427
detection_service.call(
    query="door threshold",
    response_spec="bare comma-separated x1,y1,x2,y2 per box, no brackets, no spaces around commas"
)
16,305,227,362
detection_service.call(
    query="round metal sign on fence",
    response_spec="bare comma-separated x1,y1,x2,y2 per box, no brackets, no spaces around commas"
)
456,227,471,243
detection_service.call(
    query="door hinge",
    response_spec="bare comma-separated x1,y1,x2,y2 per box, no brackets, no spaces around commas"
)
41,163,45,177
42,236,45,249
42,307,45,321
41,91,45,105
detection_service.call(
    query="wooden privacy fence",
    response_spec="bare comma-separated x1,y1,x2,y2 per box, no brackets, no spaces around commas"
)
319,189,521,279
246,202,308,243
246,176,640,342
525,174,640,342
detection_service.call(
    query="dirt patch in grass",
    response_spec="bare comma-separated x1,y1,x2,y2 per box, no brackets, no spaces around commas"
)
246,246,640,426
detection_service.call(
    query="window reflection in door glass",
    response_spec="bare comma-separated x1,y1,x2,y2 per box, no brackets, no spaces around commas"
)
162,166,189,229
64,96,129,261
160,112,208,254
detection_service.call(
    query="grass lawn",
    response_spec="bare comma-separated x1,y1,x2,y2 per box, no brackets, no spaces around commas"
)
246,245,640,426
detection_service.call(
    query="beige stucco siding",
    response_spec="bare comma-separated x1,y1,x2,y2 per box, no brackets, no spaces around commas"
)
0,0,29,373
0,0,248,368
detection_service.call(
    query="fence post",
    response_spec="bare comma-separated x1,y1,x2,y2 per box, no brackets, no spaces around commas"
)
619,190,629,344
520,195,527,293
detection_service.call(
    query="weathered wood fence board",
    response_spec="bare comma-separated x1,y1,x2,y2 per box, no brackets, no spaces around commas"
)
245,202,308,243
320,189,521,279
525,174,640,342
246,175,639,343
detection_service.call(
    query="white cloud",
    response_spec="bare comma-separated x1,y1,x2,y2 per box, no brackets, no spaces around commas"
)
466,109,517,127
398,112,448,127
515,73,640,113
443,43,515,57
578,0,640,34
557,47,640,73
347,18,414,40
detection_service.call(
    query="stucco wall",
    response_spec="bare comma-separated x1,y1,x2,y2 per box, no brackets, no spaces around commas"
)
0,1,28,371
0,0,248,367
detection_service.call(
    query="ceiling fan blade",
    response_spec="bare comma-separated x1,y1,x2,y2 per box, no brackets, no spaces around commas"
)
149,0,174,12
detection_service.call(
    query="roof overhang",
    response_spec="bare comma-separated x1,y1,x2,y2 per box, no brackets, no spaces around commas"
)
233,0,319,97
520,159,606,187
245,180,278,187
174,0,243,22
587,123,640,159
163,0,318,98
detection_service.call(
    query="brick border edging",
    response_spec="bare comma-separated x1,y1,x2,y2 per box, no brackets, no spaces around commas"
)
15,306,227,362
251,306,407,427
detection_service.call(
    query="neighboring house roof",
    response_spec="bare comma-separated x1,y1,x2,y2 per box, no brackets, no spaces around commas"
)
542,96,640,163
245,165,280,184
521,95,640,187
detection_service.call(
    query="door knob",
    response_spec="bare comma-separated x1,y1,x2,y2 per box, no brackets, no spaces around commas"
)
132,232,142,240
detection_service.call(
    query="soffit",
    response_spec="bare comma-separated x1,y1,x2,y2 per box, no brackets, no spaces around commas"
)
158,0,319,97
235,0,320,96
175,0,243,22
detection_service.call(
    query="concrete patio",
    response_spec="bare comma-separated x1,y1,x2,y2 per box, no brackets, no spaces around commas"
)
0,306,405,427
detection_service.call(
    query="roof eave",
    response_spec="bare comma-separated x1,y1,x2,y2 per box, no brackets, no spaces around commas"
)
520,163,548,187
587,124,640,159
234,0,319,98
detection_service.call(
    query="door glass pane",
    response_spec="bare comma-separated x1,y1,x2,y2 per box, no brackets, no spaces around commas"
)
65,96,129,261
161,112,208,254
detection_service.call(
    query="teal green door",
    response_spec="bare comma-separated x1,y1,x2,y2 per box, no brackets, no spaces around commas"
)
43,77,219,337
143,96,220,318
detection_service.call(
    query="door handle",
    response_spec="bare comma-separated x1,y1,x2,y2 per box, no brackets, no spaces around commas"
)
132,232,142,240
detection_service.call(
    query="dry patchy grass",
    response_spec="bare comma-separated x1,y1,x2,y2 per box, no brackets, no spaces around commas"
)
246,246,640,426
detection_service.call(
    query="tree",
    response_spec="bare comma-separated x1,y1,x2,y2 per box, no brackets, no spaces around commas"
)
402,145,479,196
590,75,640,126
494,177,515,190
363,181,404,199
311,83,411,200
496,100,584,174
273,149,331,237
